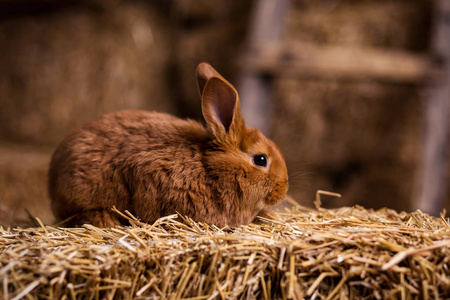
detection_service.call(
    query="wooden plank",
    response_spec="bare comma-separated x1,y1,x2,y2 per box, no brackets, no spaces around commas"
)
243,41,436,83
415,0,450,216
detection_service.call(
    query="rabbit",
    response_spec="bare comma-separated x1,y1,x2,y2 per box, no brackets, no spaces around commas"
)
48,62,288,227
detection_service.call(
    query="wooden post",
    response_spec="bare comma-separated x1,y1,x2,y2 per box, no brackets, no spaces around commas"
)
415,0,450,216
239,0,291,135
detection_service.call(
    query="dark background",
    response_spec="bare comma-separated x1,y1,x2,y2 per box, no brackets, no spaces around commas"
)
1,0,449,227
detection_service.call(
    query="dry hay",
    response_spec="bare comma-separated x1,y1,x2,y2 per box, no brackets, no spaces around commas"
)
1,195,449,299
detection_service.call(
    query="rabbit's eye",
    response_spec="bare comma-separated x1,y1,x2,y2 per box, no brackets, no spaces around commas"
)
253,154,268,168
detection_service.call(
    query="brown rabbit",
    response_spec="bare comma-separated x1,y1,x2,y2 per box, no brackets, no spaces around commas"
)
49,63,288,227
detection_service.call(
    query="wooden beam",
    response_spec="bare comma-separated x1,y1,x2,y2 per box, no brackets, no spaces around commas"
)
239,0,292,135
415,0,450,216
243,41,437,83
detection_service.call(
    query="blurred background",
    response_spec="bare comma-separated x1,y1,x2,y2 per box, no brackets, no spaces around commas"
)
0,0,449,227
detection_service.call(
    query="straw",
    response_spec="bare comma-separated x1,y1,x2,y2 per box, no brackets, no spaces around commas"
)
1,201,449,299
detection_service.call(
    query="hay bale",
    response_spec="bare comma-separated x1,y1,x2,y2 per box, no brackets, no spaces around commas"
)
1,203,449,299
0,2,174,146
0,145,53,228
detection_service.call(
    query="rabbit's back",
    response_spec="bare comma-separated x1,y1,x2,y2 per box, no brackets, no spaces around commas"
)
49,110,211,224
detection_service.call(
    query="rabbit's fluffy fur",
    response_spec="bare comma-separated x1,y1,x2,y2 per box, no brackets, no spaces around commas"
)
49,63,288,227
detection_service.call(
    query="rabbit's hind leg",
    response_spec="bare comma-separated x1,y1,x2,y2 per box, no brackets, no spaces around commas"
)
63,209,124,228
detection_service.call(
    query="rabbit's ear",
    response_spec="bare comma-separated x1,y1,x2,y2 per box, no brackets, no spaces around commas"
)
196,62,221,97
201,76,245,141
